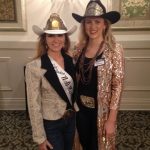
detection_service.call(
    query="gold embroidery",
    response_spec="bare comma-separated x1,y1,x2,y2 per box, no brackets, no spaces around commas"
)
80,95,95,108
52,20,59,28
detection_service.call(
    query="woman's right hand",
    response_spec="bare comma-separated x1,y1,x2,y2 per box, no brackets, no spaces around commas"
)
39,140,53,150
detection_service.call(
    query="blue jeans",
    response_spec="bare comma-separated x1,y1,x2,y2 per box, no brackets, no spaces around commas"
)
43,113,75,150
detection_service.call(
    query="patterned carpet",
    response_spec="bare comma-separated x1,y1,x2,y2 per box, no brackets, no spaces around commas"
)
116,111,150,150
0,111,149,150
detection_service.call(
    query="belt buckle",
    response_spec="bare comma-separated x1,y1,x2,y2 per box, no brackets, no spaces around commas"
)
80,95,95,108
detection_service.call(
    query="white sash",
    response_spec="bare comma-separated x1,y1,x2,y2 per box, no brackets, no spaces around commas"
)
49,56,74,105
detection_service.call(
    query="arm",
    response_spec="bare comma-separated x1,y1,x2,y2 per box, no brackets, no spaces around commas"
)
25,62,46,144
105,44,125,137
110,43,125,110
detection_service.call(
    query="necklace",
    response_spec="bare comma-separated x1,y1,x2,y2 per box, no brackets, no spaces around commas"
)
79,41,104,84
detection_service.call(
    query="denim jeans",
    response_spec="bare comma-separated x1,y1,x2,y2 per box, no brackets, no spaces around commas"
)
43,113,75,150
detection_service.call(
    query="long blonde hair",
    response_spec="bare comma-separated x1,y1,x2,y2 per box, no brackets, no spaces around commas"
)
77,18,116,84
77,19,116,51
34,33,71,59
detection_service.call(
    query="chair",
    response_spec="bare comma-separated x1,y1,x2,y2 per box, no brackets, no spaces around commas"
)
24,66,29,119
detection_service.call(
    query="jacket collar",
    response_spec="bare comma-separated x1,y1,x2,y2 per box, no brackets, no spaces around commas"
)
41,52,72,106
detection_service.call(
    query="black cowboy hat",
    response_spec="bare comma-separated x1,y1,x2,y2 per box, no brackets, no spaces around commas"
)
72,0,120,24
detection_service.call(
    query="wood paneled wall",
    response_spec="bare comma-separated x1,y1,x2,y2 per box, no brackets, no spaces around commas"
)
0,41,150,110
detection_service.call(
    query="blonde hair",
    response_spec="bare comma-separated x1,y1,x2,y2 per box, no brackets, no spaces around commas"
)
34,33,71,59
77,19,116,51
77,18,116,84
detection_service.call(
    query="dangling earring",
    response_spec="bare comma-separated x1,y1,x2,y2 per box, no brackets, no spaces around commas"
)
45,44,48,50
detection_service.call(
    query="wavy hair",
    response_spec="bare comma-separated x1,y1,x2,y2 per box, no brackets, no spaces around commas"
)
77,19,116,51
77,18,116,84
34,33,71,59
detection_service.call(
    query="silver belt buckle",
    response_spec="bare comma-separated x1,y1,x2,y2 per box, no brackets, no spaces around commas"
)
80,95,95,108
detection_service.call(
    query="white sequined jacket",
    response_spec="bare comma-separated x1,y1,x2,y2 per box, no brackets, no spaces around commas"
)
25,53,78,144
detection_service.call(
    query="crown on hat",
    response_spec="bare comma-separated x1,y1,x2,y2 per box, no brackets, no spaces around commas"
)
84,0,105,17
32,13,77,36
44,13,67,31
72,0,120,24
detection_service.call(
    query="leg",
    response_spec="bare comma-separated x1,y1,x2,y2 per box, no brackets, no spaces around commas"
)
76,111,91,150
90,112,98,150
43,119,65,150
64,114,76,150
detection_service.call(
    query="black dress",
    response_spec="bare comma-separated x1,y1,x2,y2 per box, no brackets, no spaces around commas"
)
76,53,103,150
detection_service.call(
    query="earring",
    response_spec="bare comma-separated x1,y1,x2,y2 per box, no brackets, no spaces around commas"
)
45,44,48,49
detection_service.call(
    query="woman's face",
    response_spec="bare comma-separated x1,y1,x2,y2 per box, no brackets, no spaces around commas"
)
84,17,106,40
46,34,65,52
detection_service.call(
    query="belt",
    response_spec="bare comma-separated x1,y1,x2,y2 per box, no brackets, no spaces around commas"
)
80,95,95,108
62,109,75,119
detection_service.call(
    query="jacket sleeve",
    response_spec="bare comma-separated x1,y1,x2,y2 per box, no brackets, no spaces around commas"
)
110,43,125,110
25,62,46,144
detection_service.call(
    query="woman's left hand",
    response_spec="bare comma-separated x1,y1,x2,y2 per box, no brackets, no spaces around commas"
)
104,119,116,139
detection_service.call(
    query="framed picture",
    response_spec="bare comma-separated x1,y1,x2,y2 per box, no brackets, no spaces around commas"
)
0,0,26,31
109,0,150,30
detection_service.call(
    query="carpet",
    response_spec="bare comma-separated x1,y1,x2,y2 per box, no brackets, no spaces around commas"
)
0,111,149,150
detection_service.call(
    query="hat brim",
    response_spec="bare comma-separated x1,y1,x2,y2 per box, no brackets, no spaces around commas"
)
32,25,77,36
72,11,120,24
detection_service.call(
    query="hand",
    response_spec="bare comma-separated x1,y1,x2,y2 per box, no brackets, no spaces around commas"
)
104,119,116,139
39,140,53,150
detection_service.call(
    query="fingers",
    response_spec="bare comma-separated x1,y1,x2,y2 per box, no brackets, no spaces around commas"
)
104,122,115,140
39,140,53,150
105,126,115,139
106,132,114,140
46,140,53,149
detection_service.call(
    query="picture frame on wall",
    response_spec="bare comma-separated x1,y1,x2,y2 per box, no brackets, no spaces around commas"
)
109,0,150,30
0,0,26,31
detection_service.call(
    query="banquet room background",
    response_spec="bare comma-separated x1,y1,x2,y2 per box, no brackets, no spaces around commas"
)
0,0,150,111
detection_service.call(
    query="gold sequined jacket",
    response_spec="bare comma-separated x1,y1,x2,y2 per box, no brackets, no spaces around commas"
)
75,43,124,150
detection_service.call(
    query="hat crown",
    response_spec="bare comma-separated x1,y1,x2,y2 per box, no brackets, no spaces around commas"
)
44,13,67,31
84,0,106,17
72,0,120,24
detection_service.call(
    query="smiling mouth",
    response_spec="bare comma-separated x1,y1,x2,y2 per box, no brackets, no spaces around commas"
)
52,44,61,47
90,30,97,34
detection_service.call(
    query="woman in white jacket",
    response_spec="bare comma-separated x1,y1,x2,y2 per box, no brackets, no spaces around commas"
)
25,13,78,150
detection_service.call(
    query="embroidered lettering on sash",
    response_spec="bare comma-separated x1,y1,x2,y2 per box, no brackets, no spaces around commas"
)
49,56,74,105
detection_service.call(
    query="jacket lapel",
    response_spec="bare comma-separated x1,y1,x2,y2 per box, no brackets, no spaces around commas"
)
41,53,70,104
62,52,77,104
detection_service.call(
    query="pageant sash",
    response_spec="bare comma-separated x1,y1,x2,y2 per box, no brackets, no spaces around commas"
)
49,56,73,105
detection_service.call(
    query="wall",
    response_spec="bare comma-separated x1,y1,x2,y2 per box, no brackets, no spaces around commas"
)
0,0,150,110
0,0,150,42
121,41,150,110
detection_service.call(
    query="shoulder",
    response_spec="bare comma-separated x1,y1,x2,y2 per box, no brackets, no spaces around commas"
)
111,42,124,62
115,42,123,52
26,58,41,69
25,58,46,77
63,52,74,62
109,42,124,56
